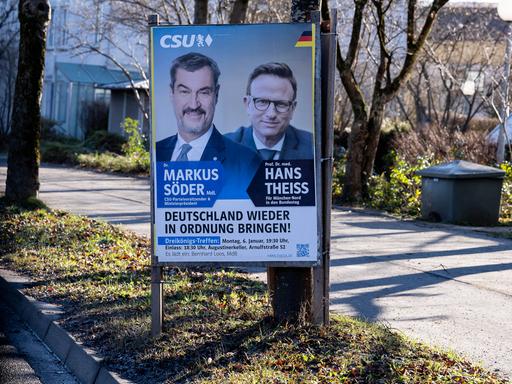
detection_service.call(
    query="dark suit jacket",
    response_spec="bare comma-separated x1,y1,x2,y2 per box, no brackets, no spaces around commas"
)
155,127,260,199
225,125,314,160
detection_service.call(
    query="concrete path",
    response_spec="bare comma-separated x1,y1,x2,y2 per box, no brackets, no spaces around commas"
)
329,210,512,379
1,161,511,380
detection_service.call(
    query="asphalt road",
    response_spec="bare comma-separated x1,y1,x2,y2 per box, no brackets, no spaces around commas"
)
0,330,42,384
0,302,78,384
1,160,511,380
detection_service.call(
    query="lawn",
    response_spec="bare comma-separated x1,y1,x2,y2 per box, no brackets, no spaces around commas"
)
0,202,507,383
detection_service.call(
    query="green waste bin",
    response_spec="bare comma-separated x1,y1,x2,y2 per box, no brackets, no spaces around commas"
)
417,160,505,226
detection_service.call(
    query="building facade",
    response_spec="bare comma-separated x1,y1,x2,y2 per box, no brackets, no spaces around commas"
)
42,0,148,139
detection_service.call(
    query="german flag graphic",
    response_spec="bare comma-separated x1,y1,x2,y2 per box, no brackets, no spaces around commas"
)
295,30,313,47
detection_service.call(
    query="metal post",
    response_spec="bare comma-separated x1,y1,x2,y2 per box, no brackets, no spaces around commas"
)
497,21,511,163
151,265,164,336
148,13,163,337
312,8,337,326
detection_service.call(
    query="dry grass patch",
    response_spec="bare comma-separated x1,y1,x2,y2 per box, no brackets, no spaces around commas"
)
0,202,507,383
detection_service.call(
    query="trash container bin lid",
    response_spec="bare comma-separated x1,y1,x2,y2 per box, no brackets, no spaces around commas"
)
416,160,505,179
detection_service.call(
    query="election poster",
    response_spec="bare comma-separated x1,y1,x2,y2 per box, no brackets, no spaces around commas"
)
150,23,320,264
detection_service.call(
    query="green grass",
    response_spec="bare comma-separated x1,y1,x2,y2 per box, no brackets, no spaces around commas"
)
39,118,150,175
76,152,149,175
0,203,508,383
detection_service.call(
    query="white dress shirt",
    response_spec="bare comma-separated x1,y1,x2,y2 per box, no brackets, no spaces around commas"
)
171,126,214,161
253,132,285,160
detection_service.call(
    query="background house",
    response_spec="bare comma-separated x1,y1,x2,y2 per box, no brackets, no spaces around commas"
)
41,0,149,139
398,2,509,131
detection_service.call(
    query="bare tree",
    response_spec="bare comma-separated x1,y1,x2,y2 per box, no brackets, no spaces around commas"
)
0,0,19,143
398,5,505,133
194,0,208,23
5,0,51,203
0,0,18,54
61,0,259,126
229,0,250,23
335,0,449,202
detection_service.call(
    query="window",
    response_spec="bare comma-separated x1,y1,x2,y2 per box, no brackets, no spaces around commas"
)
55,82,68,122
47,6,68,49
466,70,485,93
41,81,54,118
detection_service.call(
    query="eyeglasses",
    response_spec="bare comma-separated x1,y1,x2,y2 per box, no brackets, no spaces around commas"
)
249,96,295,113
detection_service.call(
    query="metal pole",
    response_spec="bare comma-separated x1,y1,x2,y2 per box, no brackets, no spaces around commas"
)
312,9,337,326
497,21,511,163
148,13,164,337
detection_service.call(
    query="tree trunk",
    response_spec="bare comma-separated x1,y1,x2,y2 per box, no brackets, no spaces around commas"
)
291,0,320,22
338,0,449,203
362,105,385,192
194,0,208,24
229,0,249,24
5,0,50,203
342,102,386,201
341,115,367,202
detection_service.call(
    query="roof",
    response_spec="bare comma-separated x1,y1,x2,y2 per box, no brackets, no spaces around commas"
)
487,115,512,144
98,79,149,90
430,3,508,42
56,62,144,86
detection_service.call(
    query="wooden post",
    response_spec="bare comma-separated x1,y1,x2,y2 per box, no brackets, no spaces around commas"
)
149,13,164,337
268,267,313,323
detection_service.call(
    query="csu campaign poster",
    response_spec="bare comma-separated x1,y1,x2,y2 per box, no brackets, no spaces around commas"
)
150,23,319,264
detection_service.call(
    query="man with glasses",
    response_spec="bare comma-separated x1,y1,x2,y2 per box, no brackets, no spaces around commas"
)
226,62,313,160
156,52,259,198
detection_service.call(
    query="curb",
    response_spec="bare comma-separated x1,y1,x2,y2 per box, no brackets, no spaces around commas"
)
0,267,132,384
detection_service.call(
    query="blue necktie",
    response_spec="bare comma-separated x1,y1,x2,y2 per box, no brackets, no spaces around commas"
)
258,149,276,160
176,144,192,161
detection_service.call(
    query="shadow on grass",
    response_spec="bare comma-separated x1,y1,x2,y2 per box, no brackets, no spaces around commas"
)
17,268,272,383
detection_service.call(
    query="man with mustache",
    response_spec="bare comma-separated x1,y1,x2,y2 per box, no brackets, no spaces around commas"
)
226,62,313,161
156,52,259,199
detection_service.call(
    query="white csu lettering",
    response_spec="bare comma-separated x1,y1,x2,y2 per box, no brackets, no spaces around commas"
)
160,35,196,48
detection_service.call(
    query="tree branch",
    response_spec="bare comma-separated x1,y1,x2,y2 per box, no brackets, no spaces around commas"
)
383,0,449,101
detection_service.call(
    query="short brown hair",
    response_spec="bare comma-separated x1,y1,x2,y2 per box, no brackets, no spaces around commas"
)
170,52,220,89
246,62,297,100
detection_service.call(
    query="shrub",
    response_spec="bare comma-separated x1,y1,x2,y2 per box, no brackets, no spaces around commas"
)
84,131,126,154
40,141,88,164
393,124,496,166
76,152,149,174
500,162,512,224
121,118,148,157
463,116,500,133
332,157,346,202
368,154,431,217
81,100,109,139
376,119,412,175
41,118,78,143
75,118,150,175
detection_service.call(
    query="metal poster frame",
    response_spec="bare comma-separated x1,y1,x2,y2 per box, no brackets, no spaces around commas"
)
149,21,322,268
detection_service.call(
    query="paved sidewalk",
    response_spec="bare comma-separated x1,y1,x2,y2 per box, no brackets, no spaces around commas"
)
329,209,512,379
1,162,512,379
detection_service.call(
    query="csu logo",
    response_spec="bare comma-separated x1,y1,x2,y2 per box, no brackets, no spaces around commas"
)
160,34,213,48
